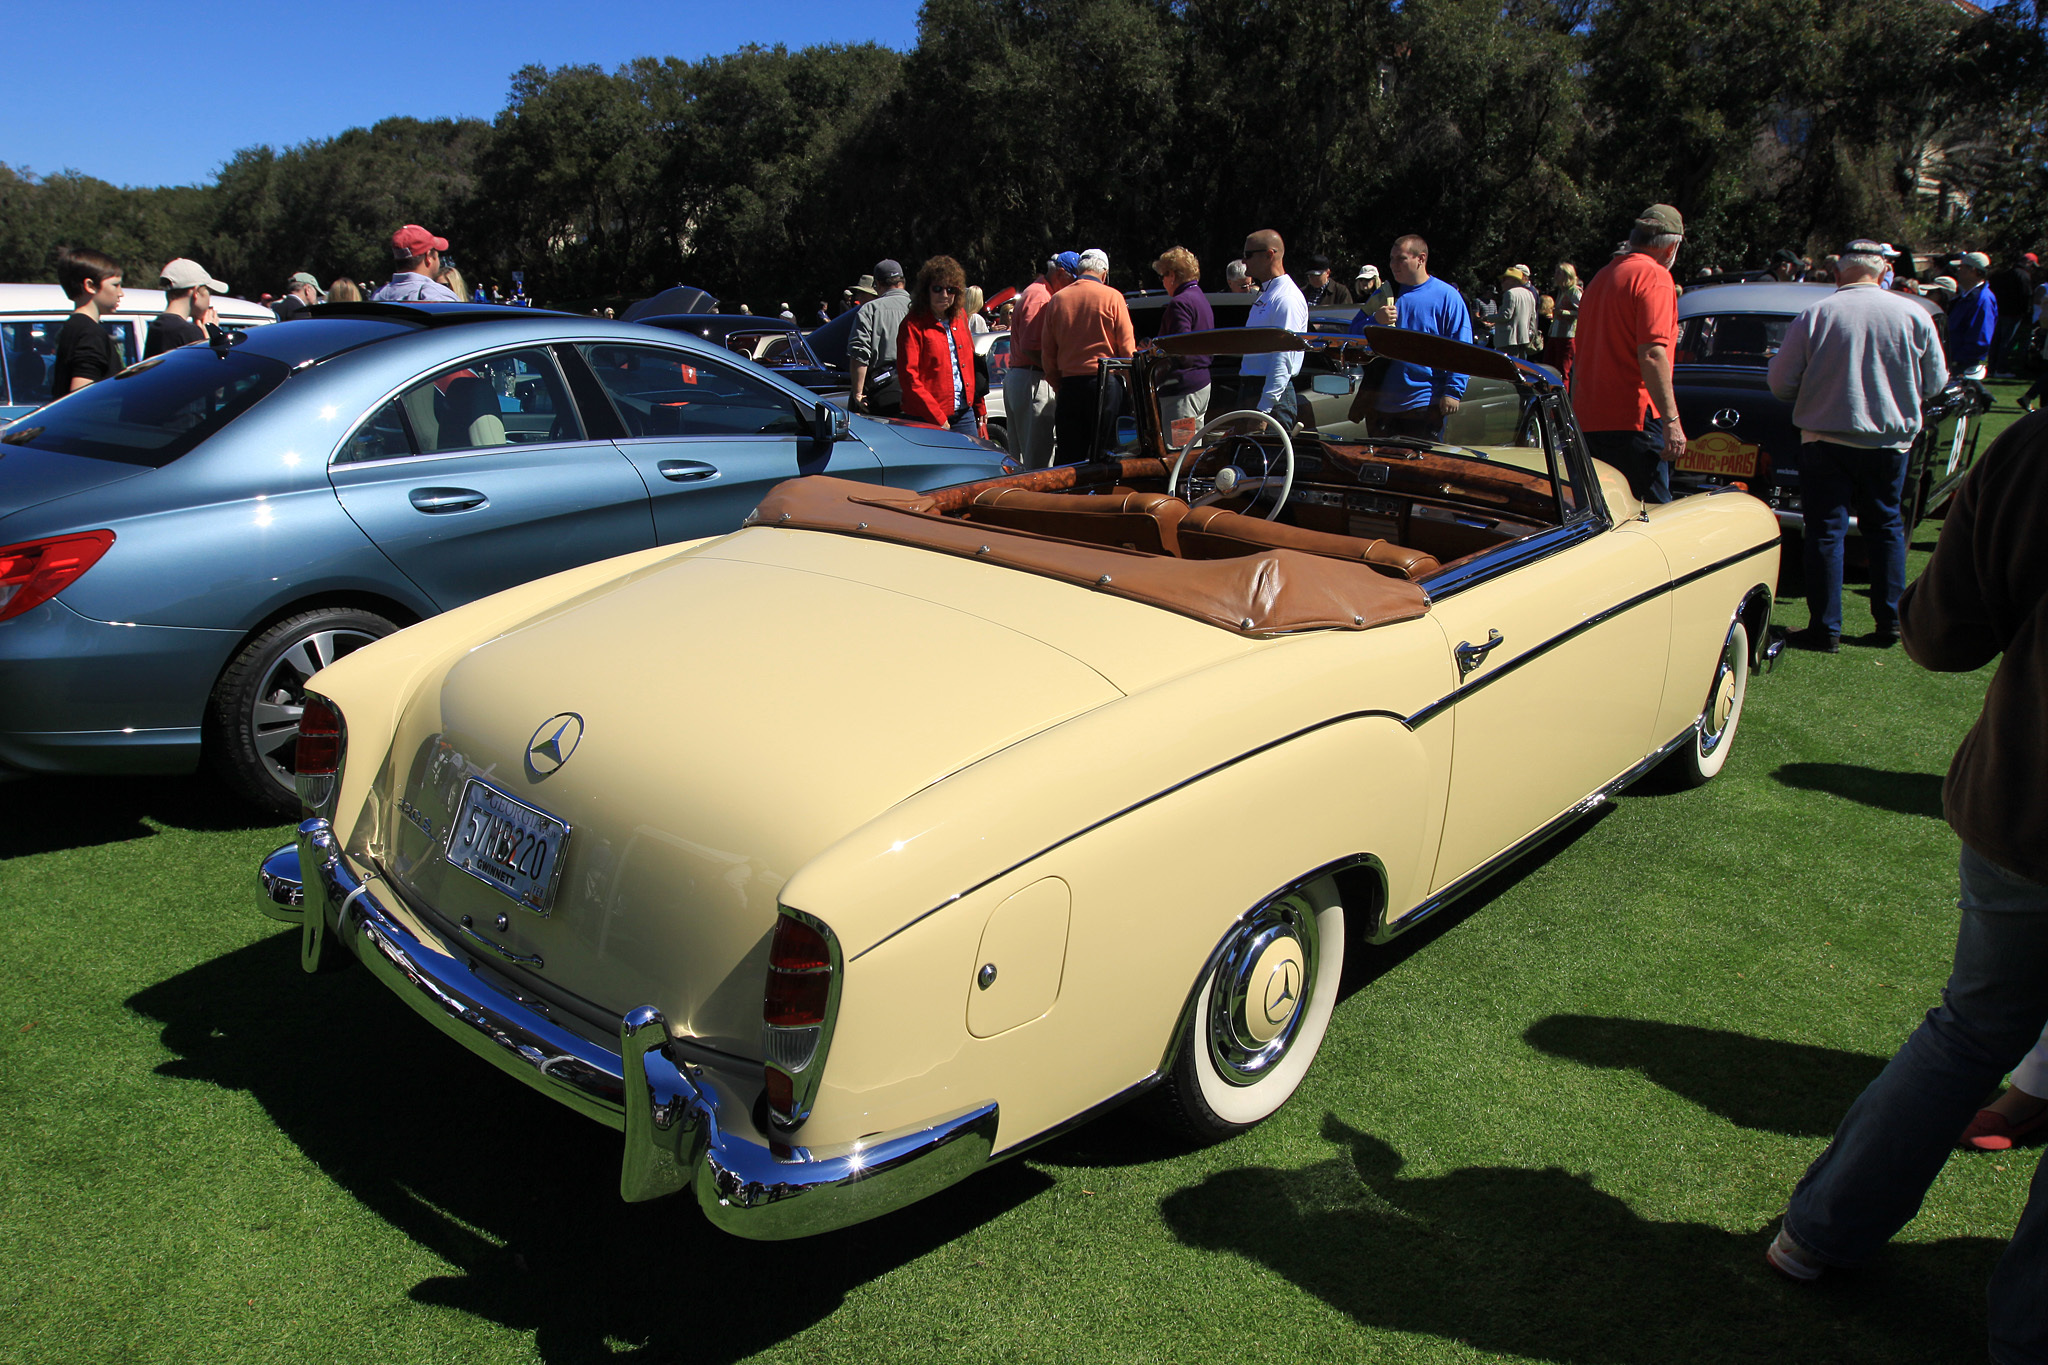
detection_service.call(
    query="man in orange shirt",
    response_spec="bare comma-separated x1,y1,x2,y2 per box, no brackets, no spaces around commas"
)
1572,203,1690,503
1040,249,1136,464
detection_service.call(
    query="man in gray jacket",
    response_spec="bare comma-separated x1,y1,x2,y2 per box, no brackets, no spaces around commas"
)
848,259,911,417
1767,239,1948,652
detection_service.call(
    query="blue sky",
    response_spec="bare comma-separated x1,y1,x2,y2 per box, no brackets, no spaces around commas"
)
3,0,924,188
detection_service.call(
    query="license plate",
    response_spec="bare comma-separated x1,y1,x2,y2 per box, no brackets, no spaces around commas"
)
445,779,570,913
1676,430,1759,478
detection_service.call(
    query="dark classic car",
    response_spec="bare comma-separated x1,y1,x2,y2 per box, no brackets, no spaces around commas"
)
1669,281,1992,531
634,314,849,401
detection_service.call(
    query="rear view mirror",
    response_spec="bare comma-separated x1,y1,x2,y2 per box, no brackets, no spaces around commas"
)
811,402,851,444
1309,373,1357,396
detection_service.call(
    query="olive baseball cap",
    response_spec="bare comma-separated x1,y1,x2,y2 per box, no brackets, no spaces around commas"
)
1634,203,1685,236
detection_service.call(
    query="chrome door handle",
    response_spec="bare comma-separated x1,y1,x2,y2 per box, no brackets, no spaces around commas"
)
408,487,488,512
1455,629,1505,677
656,460,719,482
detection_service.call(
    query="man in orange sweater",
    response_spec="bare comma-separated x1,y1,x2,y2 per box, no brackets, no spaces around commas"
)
1040,249,1136,464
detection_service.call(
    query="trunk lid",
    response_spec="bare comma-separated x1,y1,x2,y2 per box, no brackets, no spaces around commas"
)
373,541,1143,1059
0,447,150,532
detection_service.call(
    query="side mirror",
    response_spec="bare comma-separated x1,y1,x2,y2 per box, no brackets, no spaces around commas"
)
811,401,851,444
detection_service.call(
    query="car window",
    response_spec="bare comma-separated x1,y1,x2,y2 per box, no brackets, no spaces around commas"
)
577,343,802,438
0,344,290,467
360,348,582,460
1674,314,1790,367
0,319,128,408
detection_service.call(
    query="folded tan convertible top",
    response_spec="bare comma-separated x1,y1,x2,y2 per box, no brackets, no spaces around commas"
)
746,476,1432,637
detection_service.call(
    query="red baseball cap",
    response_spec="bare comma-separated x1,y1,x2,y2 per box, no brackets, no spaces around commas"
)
389,224,449,261
2027,252,2040,264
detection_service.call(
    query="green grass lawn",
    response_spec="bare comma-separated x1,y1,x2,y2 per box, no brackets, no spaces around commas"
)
2,386,2037,1365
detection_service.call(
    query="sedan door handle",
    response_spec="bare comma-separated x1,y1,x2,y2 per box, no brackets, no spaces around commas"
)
408,487,488,513
1455,629,1505,678
656,460,719,482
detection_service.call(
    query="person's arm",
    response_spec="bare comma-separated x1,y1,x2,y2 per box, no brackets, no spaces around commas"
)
847,307,878,407
1041,310,1063,393
1900,447,2001,672
1434,295,1471,411
896,315,926,421
1920,314,1950,399
1639,342,1687,460
1115,301,1135,360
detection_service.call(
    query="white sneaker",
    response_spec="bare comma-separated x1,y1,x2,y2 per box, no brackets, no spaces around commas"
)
1766,1224,1825,1281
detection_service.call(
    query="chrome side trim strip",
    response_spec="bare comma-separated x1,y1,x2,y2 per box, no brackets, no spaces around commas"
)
847,717,1410,961
1403,537,1779,728
1369,724,1697,944
856,537,1776,961
279,820,998,1239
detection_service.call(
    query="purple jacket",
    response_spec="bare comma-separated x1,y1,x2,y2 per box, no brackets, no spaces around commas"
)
1157,281,1215,393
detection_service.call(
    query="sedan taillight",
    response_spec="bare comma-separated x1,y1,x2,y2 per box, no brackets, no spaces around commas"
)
0,530,115,624
763,911,840,1130
294,697,343,776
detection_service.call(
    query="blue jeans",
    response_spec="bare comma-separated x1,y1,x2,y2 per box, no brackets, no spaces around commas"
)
1799,440,1908,638
946,409,980,437
1583,416,1672,504
1784,844,2048,1363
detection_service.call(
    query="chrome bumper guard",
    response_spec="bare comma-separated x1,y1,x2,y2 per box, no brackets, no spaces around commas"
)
258,819,999,1240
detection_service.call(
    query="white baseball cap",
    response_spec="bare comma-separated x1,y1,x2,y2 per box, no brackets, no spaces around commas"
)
161,258,228,293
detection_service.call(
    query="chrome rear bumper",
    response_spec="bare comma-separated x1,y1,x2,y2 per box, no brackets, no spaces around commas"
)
259,820,998,1239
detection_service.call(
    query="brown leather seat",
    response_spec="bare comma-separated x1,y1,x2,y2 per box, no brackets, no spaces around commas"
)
1177,506,1441,581
963,488,1189,556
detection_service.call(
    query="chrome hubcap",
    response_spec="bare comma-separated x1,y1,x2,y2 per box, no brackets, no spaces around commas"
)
1207,893,1321,1084
250,627,380,788
1700,626,1744,755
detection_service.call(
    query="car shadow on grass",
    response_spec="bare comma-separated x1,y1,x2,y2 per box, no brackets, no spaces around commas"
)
1160,1114,2000,1364
1523,1013,1887,1137
0,772,283,859
126,935,1053,1364
1771,762,1946,819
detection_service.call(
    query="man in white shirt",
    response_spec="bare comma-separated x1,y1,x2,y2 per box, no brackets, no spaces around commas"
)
1237,229,1307,426
370,225,461,303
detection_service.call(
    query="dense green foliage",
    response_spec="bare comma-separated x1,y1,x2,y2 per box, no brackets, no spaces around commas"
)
1,0,2041,309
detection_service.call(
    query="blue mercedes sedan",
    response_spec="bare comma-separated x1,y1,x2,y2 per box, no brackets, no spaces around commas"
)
0,303,1010,809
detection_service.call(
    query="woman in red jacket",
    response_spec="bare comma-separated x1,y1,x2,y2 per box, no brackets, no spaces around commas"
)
896,255,986,437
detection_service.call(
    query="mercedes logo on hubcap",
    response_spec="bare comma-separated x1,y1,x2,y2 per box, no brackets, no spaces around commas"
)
1263,958,1302,1025
526,713,584,777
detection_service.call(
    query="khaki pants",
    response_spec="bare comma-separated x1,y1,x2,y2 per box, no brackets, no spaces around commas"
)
1012,369,1058,469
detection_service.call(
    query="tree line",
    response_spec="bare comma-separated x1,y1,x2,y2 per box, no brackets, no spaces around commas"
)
2,0,2041,312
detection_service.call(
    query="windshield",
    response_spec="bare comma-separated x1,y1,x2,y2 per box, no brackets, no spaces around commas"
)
1674,313,1792,368
0,345,292,467
1112,332,1583,534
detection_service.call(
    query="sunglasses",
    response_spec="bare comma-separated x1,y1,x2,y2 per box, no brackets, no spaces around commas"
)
930,285,960,295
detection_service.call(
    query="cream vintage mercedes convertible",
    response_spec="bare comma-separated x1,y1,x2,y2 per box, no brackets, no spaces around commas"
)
257,326,1781,1239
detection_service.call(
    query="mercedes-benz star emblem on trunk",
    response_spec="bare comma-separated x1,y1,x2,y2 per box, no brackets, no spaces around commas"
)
526,713,584,777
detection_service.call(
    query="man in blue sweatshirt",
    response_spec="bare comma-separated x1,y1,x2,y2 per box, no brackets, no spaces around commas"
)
1768,239,1949,652
1948,251,1998,379
1345,234,1471,440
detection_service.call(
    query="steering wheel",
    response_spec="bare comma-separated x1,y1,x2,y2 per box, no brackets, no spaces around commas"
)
1167,409,1296,520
